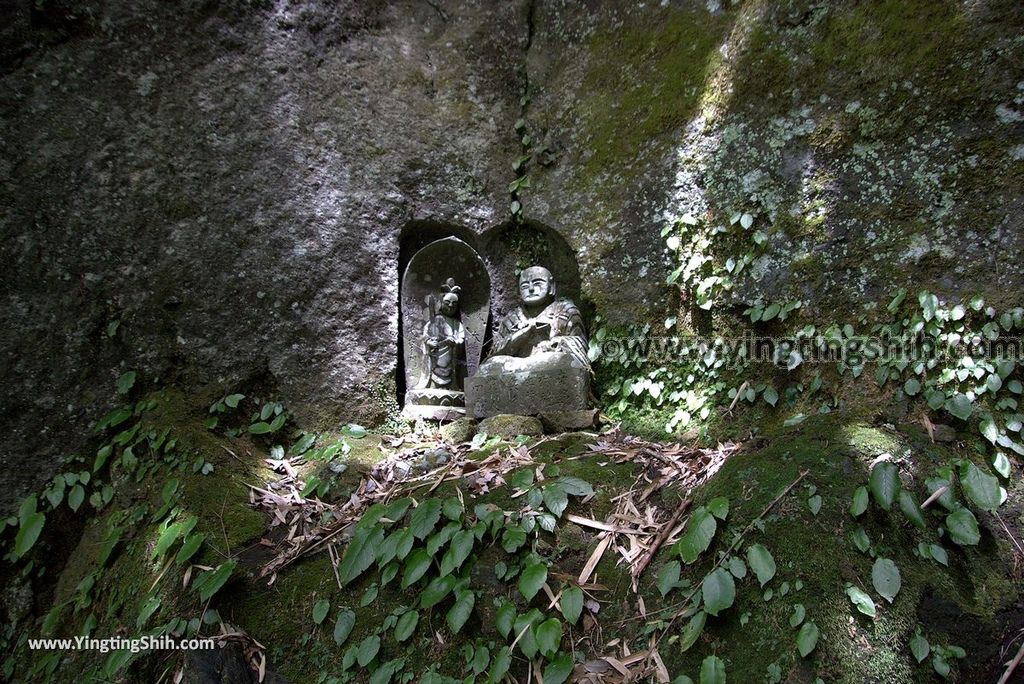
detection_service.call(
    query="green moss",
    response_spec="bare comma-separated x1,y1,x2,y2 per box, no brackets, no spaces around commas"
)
578,8,729,176
810,0,968,94
657,413,1017,682
731,25,793,115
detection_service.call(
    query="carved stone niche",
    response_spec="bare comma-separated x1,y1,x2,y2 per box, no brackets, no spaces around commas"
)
401,237,490,420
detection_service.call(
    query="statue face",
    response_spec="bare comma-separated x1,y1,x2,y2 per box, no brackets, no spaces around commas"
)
440,293,458,316
519,267,553,306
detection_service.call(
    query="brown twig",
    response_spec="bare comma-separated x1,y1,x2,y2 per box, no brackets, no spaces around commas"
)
631,497,692,582
995,512,1024,558
997,637,1024,684
920,485,948,510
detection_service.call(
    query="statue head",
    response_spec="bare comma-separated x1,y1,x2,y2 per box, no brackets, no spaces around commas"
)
440,278,461,316
518,266,555,308
440,292,459,316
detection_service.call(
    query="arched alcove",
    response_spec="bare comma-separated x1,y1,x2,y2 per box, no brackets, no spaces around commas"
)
479,220,584,335
397,222,486,409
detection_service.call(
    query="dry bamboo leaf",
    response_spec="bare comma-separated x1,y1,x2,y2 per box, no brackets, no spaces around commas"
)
579,534,611,585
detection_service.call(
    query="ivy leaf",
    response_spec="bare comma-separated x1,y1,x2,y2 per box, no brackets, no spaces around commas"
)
439,530,475,576
910,631,930,663
13,508,45,558
357,635,380,667
929,544,949,566
944,393,973,421
535,617,563,658
519,560,547,601
542,653,574,684
152,521,184,560
746,544,777,587
312,599,330,625
401,549,432,589
555,476,594,497
446,590,474,634
728,556,747,579
851,528,868,552
846,585,876,617
945,508,981,546
334,609,356,645
370,659,403,684
960,462,1001,512
560,585,583,625
658,560,681,597
679,610,706,651
871,558,901,603
763,387,779,407
674,507,717,564
136,595,161,629
993,452,1011,479
117,370,137,395
488,647,512,684
175,532,205,565
790,603,806,627
193,561,236,602
502,525,527,553
513,611,542,658
849,486,869,517
979,414,999,444
808,495,822,516
409,499,443,539
707,497,729,520
869,461,901,510
702,568,736,617
496,599,516,639
68,485,86,512
699,655,726,684
925,477,956,511
791,622,818,660
359,584,378,607
339,526,385,585
542,485,568,518
898,491,927,530
932,653,950,678
420,575,456,609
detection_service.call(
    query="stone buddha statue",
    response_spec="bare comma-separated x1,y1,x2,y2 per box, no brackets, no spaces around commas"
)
419,278,466,391
490,266,590,371
465,266,590,417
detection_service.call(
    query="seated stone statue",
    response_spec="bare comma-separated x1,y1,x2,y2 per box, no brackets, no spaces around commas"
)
465,266,590,417
490,266,590,371
419,279,466,391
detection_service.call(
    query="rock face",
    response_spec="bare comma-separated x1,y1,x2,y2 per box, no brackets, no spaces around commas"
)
1,0,1023,511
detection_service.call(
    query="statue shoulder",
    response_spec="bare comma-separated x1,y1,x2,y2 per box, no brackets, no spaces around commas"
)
550,298,581,316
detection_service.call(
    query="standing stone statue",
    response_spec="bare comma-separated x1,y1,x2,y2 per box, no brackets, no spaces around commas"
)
401,237,489,420
466,265,590,417
419,278,466,391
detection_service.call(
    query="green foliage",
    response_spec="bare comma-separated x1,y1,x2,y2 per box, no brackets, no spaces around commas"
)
868,461,900,510
701,568,736,616
674,506,718,563
796,622,819,657
871,558,901,604
746,544,776,587
846,585,876,617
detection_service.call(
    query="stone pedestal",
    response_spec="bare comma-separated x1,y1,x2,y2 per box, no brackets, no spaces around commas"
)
403,388,466,421
465,351,589,418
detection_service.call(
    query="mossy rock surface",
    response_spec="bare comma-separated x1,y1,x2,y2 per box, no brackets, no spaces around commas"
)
477,414,544,440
